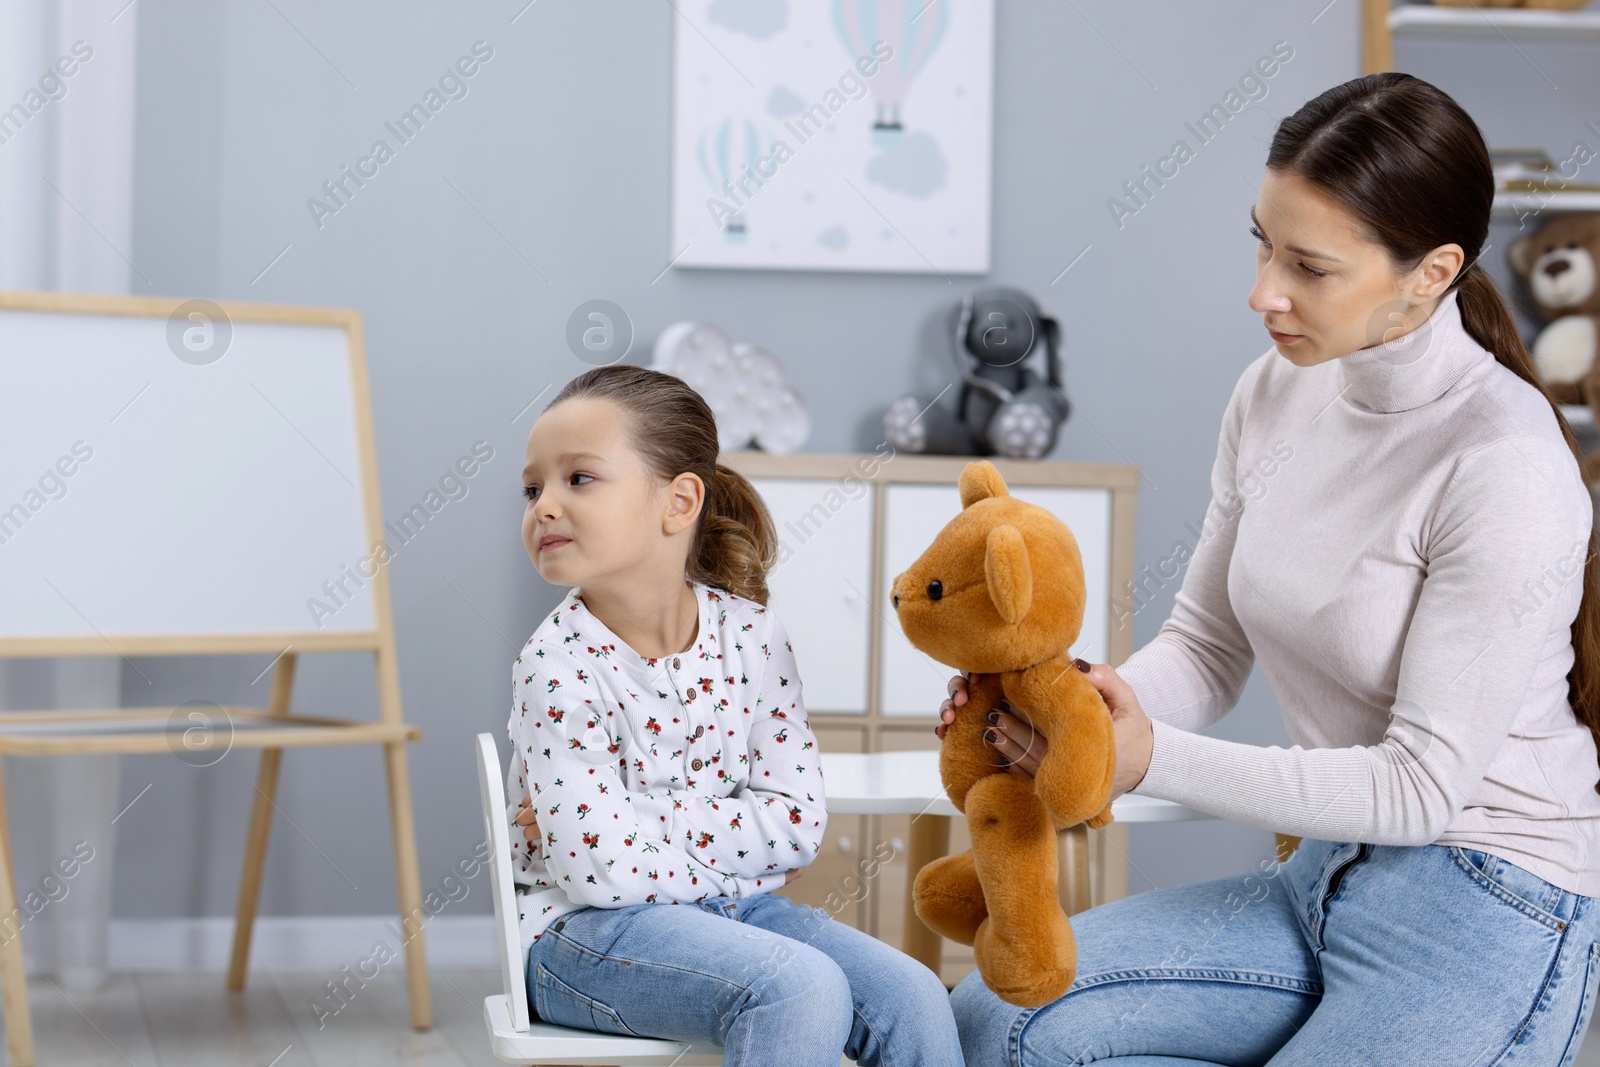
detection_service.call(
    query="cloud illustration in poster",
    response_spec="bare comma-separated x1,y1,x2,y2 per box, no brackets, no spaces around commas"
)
818,225,849,249
708,0,788,38
866,131,947,198
766,85,805,118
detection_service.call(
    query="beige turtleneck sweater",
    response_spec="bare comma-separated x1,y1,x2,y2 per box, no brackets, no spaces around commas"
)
1120,286,1600,897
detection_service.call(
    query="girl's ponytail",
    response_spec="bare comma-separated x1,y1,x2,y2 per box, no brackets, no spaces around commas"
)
691,462,778,605
547,364,779,605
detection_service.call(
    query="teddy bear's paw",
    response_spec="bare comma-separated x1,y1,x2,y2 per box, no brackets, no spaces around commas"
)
1085,805,1115,831
912,851,988,946
973,914,1078,1008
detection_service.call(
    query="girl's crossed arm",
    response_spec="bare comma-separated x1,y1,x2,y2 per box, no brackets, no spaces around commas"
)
509,650,765,908
630,614,827,884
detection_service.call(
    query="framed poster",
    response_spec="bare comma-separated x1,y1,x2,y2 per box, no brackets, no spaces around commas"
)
669,0,994,274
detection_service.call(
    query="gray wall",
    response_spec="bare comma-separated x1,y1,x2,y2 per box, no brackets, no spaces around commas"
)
101,0,1597,922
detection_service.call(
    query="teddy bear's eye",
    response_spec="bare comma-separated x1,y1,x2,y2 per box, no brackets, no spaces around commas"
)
927,580,943,601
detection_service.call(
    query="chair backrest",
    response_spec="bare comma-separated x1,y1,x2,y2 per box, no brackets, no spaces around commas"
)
476,732,532,1032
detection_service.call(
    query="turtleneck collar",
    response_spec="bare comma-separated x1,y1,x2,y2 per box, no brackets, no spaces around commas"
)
1333,287,1493,414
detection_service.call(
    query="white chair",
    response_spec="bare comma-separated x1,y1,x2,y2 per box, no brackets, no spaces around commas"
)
475,732,724,1065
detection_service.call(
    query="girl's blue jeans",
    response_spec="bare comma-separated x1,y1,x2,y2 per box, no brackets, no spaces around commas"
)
952,837,1600,1065
523,888,963,1066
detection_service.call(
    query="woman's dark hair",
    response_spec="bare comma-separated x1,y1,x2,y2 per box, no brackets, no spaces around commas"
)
547,363,778,604
1268,72,1600,792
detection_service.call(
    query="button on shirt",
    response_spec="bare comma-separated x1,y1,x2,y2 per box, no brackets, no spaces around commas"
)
504,581,827,956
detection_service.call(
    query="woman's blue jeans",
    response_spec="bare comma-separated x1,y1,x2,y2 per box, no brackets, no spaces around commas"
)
523,889,963,1066
952,838,1600,1065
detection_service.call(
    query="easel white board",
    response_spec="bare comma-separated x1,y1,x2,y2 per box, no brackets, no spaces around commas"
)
0,295,384,649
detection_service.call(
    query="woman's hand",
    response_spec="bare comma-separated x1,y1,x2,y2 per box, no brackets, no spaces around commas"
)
935,661,1156,800
934,672,973,741
516,793,540,843
784,867,805,885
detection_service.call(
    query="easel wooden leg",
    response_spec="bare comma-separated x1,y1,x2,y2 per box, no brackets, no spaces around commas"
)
228,653,296,991
0,758,38,1066
384,738,433,1029
227,747,282,990
901,812,951,978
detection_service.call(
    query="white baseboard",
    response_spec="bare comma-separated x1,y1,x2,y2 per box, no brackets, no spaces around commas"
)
98,915,498,973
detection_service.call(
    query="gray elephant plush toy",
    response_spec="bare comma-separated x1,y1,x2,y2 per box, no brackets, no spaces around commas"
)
883,287,1070,458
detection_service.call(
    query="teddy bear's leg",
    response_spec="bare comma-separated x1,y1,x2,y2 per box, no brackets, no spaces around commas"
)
1005,663,1117,829
940,673,1010,816
965,771,1078,1007
911,848,987,946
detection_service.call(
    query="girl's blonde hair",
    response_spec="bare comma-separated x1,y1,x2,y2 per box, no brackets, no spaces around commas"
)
547,363,779,604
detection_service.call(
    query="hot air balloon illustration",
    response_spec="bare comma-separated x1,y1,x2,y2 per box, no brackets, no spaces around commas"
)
833,0,950,145
696,117,771,242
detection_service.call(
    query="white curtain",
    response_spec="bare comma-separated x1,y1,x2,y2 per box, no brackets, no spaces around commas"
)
0,0,139,988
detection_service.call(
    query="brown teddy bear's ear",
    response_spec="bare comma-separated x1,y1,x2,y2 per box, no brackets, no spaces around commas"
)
985,525,1032,624
1508,233,1534,277
959,460,1010,509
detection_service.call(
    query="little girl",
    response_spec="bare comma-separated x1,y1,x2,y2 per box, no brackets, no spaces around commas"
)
503,363,962,1066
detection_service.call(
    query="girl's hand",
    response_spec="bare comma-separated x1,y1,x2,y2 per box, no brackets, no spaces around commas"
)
516,793,540,843
784,867,805,885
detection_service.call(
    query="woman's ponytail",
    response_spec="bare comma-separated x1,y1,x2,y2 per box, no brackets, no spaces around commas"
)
1454,263,1600,775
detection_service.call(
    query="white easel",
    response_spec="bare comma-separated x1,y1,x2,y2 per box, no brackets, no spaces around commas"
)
0,290,432,1065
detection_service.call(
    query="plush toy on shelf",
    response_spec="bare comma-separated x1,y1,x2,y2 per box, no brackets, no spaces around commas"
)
883,287,1070,459
1508,212,1600,485
891,459,1115,1008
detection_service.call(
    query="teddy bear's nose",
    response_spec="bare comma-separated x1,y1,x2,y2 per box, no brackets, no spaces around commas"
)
1545,259,1571,278
927,580,943,601
892,592,900,607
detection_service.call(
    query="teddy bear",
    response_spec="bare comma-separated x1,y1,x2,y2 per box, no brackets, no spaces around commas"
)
1508,212,1600,485
890,459,1116,1007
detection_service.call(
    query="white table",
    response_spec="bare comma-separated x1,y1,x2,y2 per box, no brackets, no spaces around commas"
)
819,750,1216,973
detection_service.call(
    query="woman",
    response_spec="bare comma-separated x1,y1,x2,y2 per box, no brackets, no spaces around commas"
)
936,72,1600,1065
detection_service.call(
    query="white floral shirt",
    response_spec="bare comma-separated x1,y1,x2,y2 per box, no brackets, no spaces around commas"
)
504,581,827,955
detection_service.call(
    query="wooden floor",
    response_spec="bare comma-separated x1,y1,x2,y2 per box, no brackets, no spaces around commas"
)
5,968,1600,1066
0,969,859,1066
